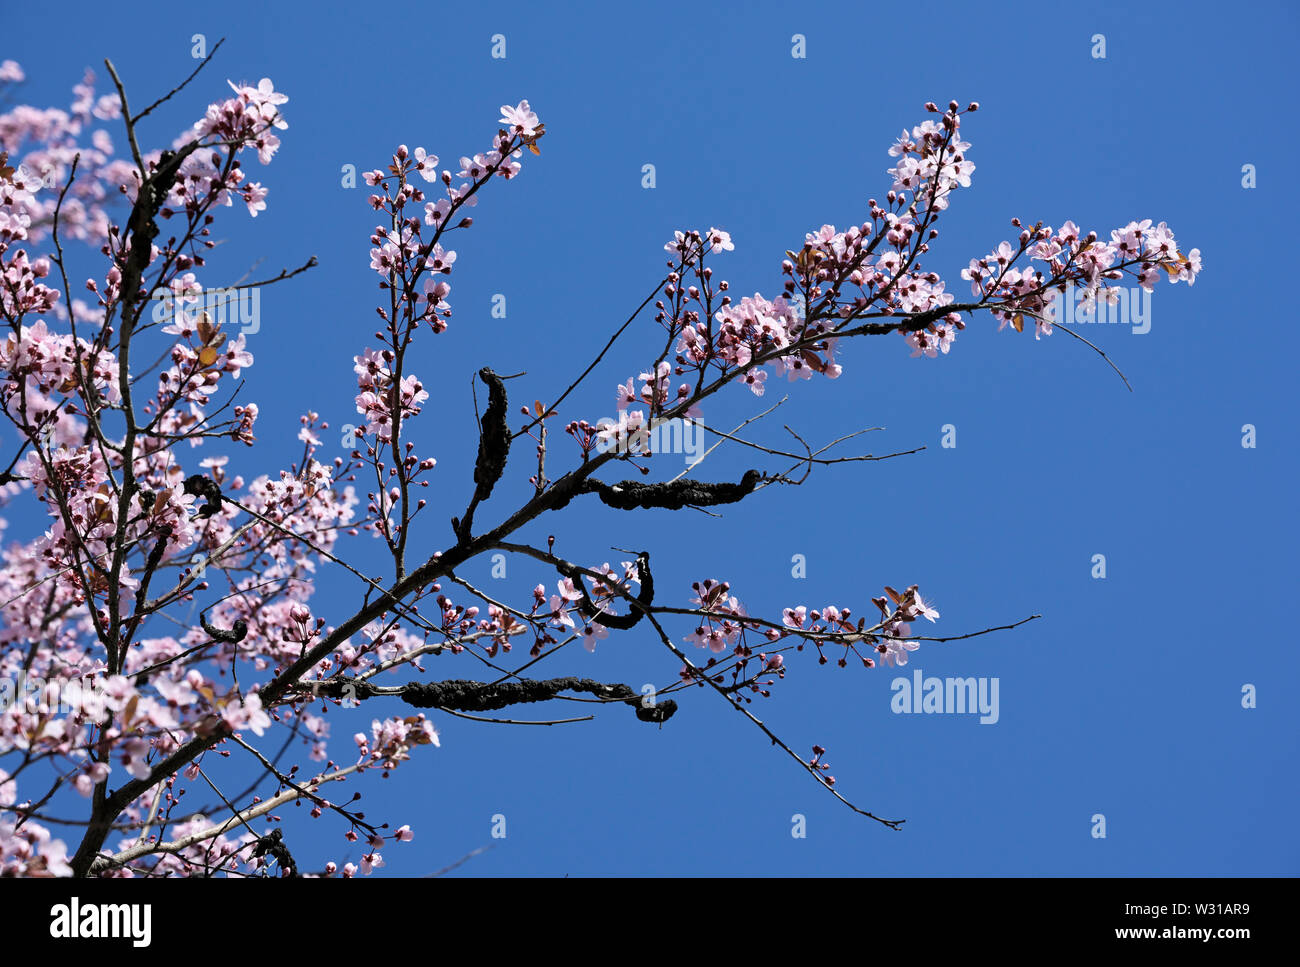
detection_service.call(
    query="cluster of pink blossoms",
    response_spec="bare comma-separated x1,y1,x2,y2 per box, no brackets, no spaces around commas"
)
353,347,430,443
637,102,1201,373
179,77,289,216
959,217,1202,342
351,101,543,456
0,64,443,876
667,578,942,705
0,317,119,430
0,63,129,251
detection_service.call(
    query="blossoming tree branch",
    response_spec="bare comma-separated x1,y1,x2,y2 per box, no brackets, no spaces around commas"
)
0,49,1201,877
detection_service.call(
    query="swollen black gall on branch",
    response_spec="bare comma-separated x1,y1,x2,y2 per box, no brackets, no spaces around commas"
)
472,367,509,502
581,469,762,511
312,676,678,725
183,474,223,519
555,551,654,631
453,367,511,541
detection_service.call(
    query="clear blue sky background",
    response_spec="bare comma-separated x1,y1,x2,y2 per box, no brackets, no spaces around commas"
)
5,0,1296,875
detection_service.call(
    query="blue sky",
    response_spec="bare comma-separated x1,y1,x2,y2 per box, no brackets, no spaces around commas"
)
4,0,1296,875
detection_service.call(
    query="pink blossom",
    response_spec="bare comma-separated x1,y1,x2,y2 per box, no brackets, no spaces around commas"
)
499,100,539,136
221,692,272,736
